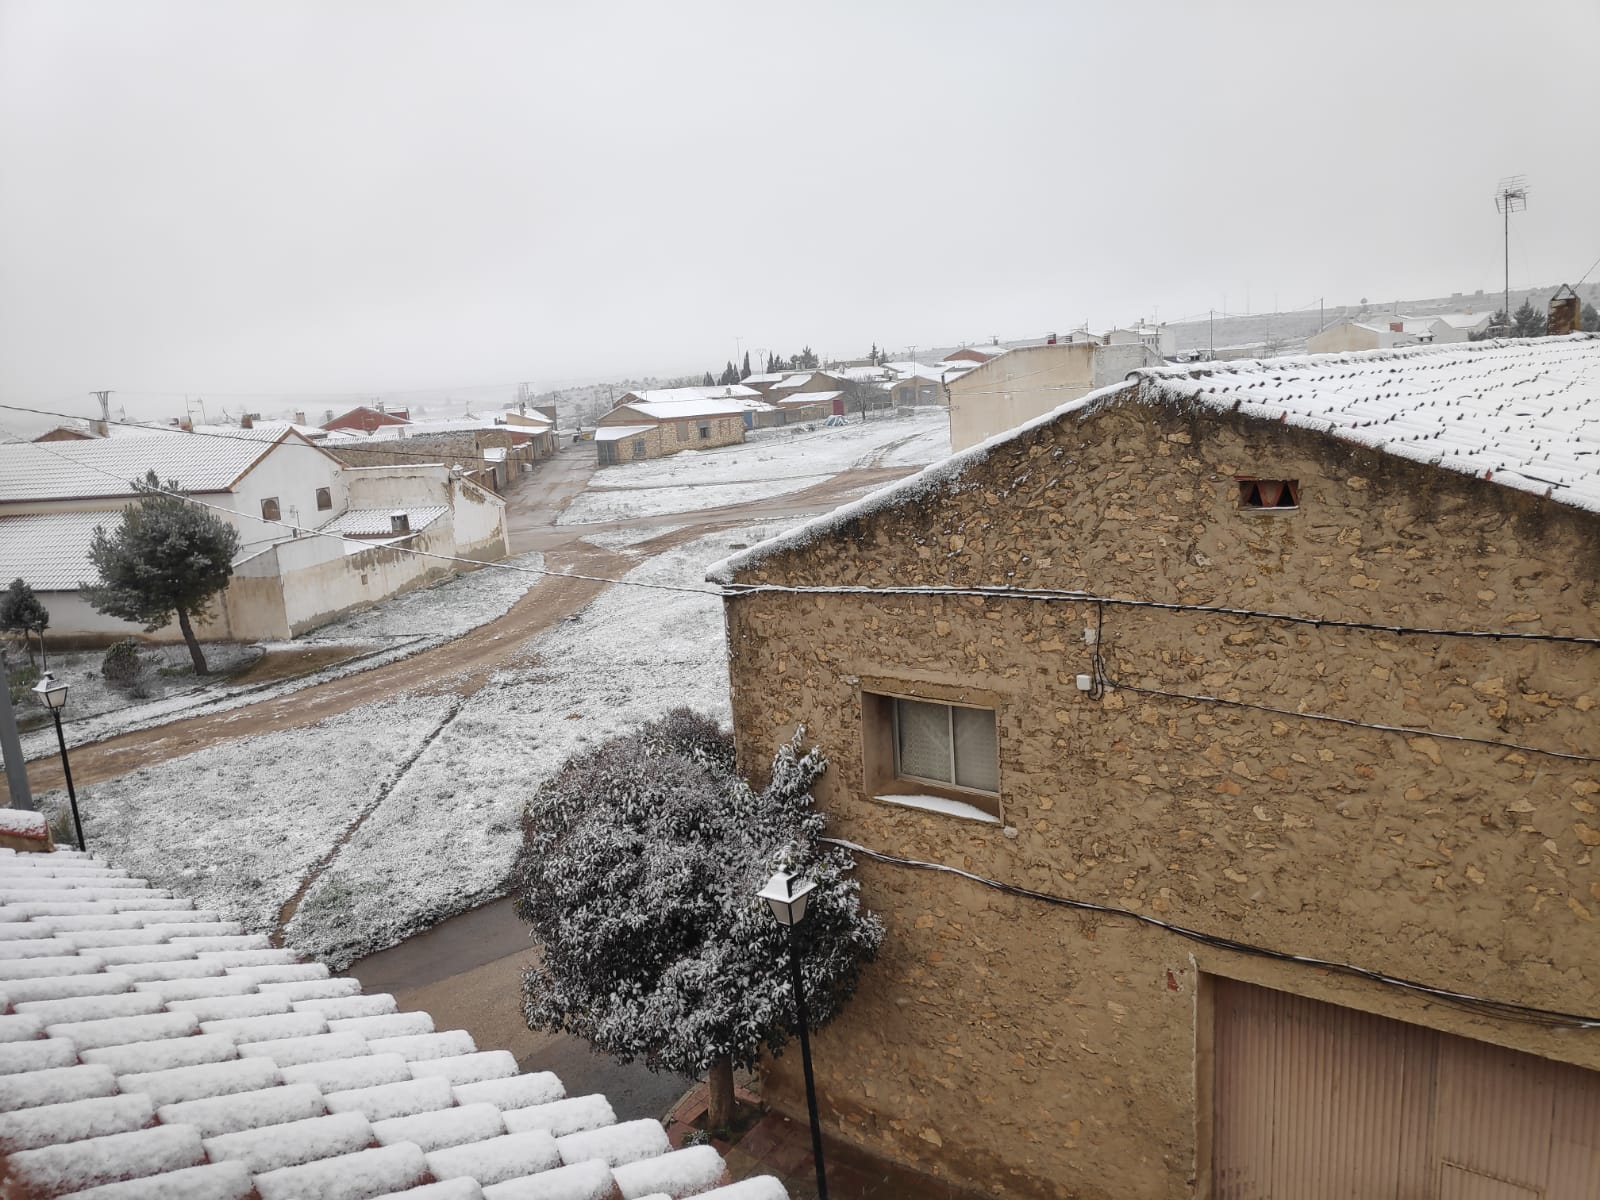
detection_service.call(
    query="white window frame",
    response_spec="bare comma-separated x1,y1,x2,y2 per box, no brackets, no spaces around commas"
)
891,697,999,797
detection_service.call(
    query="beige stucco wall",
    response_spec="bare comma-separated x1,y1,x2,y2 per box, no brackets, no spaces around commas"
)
722,392,1600,1199
947,342,1154,452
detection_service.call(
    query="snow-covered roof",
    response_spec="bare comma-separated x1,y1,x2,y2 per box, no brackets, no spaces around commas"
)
0,430,327,504
618,399,757,419
834,366,891,383
322,506,449,537
0,847,782,1199
882,363,945,383
0,510,121,590
621,386,760,405
592,424,656,442
1434,312,1498,331
362,416,540,441
770,374,813,391
774,391,840,407
709,335,1600,582
739,373,789,385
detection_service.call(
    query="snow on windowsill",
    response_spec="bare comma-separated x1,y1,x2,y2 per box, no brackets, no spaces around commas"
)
872,793,1000,825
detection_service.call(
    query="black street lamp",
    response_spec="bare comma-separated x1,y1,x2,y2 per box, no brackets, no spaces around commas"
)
32,673,84,851
759,869,827,1200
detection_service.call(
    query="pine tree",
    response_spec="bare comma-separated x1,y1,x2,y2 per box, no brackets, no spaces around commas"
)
0,579,49,668
83,472,241,675
868,342,880,366
718,360,739,386
701,371,715,387
794,345,819,370
740,351,752,380
1511,299,1547,339
1581,302,1600,333
513,710,882,1131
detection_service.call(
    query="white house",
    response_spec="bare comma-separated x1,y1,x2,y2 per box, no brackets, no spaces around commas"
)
0,428,509,644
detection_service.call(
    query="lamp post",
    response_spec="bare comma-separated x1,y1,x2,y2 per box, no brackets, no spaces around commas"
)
759,869,827,1200
32,673,84,851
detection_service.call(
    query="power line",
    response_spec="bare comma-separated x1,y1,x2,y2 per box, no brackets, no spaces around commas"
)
824,837,1600,1029
722,583,1600,648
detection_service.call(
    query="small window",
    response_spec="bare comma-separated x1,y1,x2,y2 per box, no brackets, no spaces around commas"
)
260,497,281,521
1238,478,1299,510
632,439,646,457
894,698,999,794
698,422,711,440
315,487,332,511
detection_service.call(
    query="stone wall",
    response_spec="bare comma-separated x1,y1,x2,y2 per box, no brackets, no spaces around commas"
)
722,390,1600,1199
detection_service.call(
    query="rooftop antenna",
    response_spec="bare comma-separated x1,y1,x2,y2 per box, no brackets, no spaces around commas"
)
1494,175,1528,326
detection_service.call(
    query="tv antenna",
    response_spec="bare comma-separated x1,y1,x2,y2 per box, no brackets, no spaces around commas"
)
1494,176,1528,327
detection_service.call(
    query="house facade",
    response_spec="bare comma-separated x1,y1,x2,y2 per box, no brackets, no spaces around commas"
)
1306,319,1421,354
946,339,1158,451
594,392,751,464
713,336,1600,1199
0,429,509,644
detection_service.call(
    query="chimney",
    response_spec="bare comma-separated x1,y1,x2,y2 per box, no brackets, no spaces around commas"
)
294,411,307,426
240,414,253,429
1389,321,1404,333
91,392,111,438
389,511,410,534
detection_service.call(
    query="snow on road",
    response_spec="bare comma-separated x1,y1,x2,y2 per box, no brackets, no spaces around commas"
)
37,528,781,968
285,527,773,966
555,409,949,525
21,551,544,758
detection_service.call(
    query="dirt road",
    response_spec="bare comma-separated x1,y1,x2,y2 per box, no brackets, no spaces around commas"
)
26,447,917,792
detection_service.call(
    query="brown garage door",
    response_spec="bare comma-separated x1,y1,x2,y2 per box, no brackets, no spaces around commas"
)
1213,977,1600,1199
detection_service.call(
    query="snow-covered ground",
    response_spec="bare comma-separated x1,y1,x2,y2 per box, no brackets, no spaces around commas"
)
19,551,544,759
556,409,949,525
35,528,785,968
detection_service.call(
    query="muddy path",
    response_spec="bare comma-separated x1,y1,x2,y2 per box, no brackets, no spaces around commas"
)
26,454,919,793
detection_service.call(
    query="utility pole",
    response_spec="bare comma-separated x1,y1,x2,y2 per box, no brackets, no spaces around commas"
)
89,389,113,437
1495,176,1528,326
1209,310,1214,359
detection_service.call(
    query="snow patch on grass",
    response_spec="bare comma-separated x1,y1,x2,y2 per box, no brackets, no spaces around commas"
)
285,528,777,968
33,696,449,935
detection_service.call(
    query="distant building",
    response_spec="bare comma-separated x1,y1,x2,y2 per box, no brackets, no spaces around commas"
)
946,339,1160,450
322,405,412,433
1307,320,1422,354
942,345,1006,365
0,428,508,643
594,390,756,464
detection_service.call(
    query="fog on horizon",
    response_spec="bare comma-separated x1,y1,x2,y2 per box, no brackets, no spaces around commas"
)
1,0,1595,428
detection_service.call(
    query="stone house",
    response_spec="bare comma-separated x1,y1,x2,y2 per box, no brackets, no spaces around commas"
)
0,428,509,644
594,393,752,465
711,335,1600,1199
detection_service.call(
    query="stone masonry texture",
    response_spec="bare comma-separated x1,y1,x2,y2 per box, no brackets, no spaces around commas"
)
721,388,1600,1199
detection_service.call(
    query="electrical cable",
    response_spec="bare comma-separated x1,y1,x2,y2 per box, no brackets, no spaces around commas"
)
723,583,1600,648
820,837,1600,1029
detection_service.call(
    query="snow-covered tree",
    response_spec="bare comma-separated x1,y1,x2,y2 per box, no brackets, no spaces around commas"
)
1581,301,1599,333
83,472,241,675
0,579,49,668
740,351,752,380
513,709,882,1130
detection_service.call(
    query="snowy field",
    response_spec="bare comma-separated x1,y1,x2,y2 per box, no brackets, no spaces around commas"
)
36,528,783,968
19,550,543,759
556,409,949,525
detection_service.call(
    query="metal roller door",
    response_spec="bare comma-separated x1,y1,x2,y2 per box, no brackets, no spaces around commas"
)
1213,977,1600,1199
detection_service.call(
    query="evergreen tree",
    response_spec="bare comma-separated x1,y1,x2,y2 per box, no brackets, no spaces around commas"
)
701,371,715,387
1511,299,1546,339
740,351,751,380
0,579,49,668
718,360,739,386
513,710,882,1131
868,342,880,366
1581,301,1600,333
1471,311,1510,342
83,472,241,675
769,353,786,373
794,345,819,370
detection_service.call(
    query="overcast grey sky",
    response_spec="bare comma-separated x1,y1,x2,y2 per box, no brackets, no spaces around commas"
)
2,0,1595,423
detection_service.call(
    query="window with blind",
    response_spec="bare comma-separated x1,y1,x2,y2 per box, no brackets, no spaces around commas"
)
892,697,999,794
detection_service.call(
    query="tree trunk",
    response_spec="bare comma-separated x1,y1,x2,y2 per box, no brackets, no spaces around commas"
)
35,631,46,672
176,609,208,675
706,1055,736,1133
